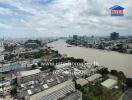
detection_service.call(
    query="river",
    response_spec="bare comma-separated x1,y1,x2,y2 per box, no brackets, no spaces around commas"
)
48,39,132,78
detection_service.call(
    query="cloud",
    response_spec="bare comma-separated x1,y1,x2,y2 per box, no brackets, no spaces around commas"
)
0,0,132,37
0,0,6,2
0,22,13,29
0,7,10,14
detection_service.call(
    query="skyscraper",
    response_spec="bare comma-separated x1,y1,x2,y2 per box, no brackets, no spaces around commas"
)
73,35,78,40
110,32,119,40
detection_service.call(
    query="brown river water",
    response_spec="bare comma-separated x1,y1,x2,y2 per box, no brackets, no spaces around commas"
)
48,39,132,78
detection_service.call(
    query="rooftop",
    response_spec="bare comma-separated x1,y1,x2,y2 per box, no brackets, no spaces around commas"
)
86,73,102,82
76,78,88,86
101,79,117,89
20,69,40,77
29,80,74,100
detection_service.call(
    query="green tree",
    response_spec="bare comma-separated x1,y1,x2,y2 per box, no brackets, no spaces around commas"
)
93,85,103,96
38,62,41,67
31,64,37,69
4,45,16,52
33,51,45,58
110,69,118,76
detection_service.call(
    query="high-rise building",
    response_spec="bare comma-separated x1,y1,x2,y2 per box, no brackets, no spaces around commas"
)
73,35,78,40
24,39,42,49
110,32,119,40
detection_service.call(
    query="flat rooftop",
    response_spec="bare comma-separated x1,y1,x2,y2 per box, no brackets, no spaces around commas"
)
101,79,117,89
76,78,88,86
86,73,102,82
20,69,40,77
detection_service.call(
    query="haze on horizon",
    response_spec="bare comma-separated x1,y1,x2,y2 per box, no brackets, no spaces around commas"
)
0,0,132,38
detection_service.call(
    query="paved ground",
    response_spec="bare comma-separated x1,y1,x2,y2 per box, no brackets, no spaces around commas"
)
122,88,132,100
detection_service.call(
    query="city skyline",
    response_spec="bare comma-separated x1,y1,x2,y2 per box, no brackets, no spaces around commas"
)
0,0,132,38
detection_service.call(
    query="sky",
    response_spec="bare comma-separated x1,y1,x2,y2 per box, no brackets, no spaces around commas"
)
0,0,132,38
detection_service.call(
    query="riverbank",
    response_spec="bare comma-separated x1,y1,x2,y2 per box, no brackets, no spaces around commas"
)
48,39,132,78
66,39,132,54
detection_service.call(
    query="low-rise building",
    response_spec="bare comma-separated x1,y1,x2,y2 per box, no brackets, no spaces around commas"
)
28,80,80,100
101,79,117,89
126,49,132,53
3,85,12,96
0,80,12,96
86,73,102,82
24,40,42,49
17,69,41,85
76,78,89,86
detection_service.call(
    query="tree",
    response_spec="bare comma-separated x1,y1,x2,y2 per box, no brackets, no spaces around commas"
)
33,51,45,58
93,85,103,96
4,45,16,52
38,62,41,67
126,78,132,87
11,87,17,96
31,64,37,69
82,94,93,100
110,70,118,76
98,68,109,75
118,71,126,80
50,65,56,72
75,84,82,90
72,77,77,82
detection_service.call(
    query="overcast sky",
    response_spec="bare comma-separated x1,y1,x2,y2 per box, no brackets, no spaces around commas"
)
0,0,132,38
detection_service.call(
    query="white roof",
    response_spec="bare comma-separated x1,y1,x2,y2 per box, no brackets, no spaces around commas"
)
64,71,70,74
43,84,48,89
20,69,40,77
86,73,102,82
21,84,24,87
27,90,32,95
101,79,117,89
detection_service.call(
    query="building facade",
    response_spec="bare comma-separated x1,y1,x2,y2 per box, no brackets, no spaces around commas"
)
0,41,4,62
110,32,119,40
17,69,41,86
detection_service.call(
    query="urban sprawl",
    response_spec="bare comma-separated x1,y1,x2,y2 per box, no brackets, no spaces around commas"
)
0,33,132,100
